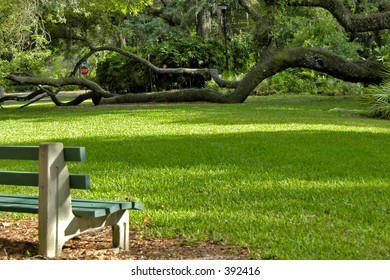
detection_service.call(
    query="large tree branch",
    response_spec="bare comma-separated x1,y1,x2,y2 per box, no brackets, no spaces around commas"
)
238,0,262,21
283,0,390,32
5,75,114,98
3,46,239,107
100,88,229,105
71,46,239,88
0,88,46,103
146,6,181,26
4,47,384,106
94,47,386,104
231,47,384,102
92,46,210,75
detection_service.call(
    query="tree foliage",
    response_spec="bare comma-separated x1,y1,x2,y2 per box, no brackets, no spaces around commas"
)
96,36,253,93
1,0,390,108
0,0,50,76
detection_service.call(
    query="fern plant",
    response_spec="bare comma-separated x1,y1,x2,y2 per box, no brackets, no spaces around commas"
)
362,66,390,119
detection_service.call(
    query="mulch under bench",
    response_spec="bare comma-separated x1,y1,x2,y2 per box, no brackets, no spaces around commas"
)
0,216,250,260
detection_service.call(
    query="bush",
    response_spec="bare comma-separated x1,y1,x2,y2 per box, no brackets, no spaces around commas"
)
362,87,390,119
362,66,390,119
256,69,364,96
96,37,253,94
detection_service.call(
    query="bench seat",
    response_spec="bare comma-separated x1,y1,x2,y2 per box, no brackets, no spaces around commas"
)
0,194,144,217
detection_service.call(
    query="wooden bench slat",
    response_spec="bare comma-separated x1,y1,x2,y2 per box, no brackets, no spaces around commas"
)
0,171,90,189
0,146,39,160
0,202,104,217
0,202,38,214
69,174,91,190
0,194,141,218
0,146,86,162
71,200,120,214
73,198,145,211
0,194,144,211
72,207,108,217
0,171,38,186
0,194,38,205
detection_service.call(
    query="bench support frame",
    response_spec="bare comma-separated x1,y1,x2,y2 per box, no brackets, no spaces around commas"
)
38,142,129,257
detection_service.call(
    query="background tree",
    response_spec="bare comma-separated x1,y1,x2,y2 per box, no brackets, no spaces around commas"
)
1,0,390,106
0,0,50,75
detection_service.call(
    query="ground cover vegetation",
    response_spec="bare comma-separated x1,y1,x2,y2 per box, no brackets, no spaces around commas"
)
0,0,389,113
0,96,389,259
363,67,390,119
0,0,389,260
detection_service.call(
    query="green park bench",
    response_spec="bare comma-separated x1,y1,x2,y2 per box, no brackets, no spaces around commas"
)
0,142,144,257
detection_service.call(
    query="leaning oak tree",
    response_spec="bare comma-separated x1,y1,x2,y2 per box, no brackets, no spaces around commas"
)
2,0,390,106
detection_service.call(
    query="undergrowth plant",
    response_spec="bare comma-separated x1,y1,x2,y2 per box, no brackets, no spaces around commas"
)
363,67,390,119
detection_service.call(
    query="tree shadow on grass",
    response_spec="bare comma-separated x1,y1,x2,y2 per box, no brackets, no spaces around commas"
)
1,125,389,259
4,128,388,186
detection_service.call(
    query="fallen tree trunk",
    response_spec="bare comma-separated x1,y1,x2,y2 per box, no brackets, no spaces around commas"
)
100,47,384,104
230,47,384,102
3,47,384,106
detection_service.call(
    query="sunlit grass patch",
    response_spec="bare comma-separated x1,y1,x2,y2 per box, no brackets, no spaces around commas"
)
0,95,389,259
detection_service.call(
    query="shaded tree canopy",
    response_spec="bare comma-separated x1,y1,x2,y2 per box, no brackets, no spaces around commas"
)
1,0,389,106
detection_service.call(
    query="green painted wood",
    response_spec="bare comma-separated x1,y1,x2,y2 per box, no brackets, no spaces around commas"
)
73,198,145,211
0,194,38,205
0,204,39,214
127,201,145,211
71,200,120,214
0,146,39,160
0,171,90,189
69,174,91,189
0,146,86,162
0,194,144,218
0,194,104,217
0,171,38,186
0,201,102,218
72,207,107,217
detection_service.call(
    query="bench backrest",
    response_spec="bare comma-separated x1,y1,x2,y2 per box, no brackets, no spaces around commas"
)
0,145,90,189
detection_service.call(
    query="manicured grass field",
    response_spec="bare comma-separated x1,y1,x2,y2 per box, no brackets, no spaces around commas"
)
0,95,389,259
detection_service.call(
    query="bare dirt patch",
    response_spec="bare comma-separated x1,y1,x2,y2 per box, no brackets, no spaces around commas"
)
0,217,250,260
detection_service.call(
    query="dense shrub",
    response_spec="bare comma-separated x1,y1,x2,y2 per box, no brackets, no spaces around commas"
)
96,37,252,93
256,69,364,96
362,91,390,119
363,85,390,119
361,66,390,119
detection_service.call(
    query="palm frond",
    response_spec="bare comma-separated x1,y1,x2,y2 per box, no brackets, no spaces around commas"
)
362,66,390,119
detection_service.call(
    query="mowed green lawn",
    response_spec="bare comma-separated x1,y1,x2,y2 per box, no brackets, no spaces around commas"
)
0,95,389,259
